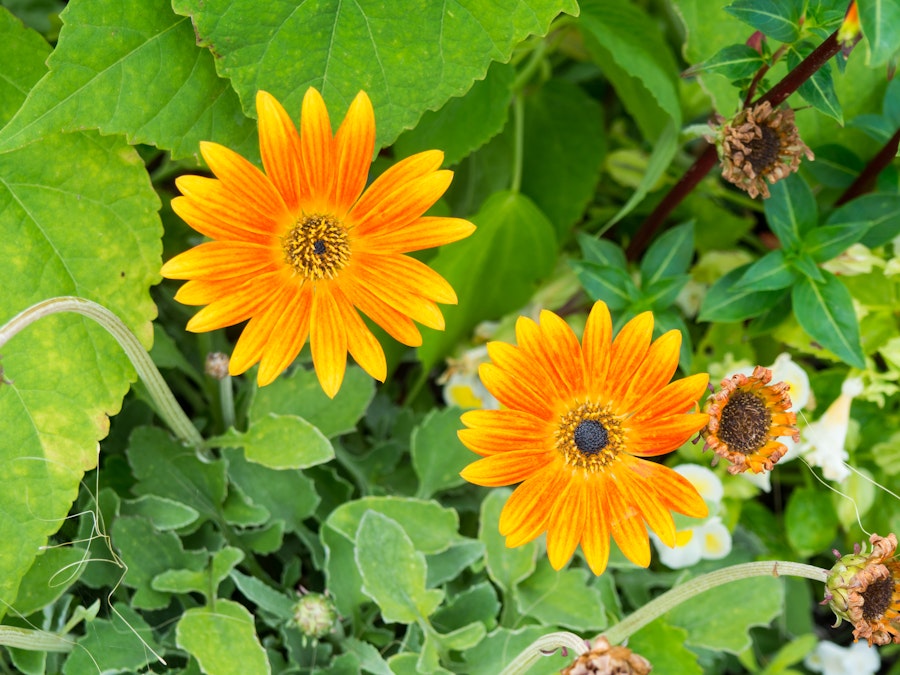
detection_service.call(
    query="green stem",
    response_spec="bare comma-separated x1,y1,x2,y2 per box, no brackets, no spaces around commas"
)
0,296,203,447
498,631,588,675
510,95,525,195
219,374,235,430
603,561,827,645
0,625,73,653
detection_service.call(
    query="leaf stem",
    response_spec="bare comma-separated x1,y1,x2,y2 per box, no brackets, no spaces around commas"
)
602,561,827,645
219,374,236,430
0,296,203,447
510,95,525,195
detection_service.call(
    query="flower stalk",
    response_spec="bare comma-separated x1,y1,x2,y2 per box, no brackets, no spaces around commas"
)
0,625,73,653
0,296,203,447
498,631,589,675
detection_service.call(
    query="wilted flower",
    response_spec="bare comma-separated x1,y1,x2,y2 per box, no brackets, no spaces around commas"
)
712,101,814,199
801,377,863,483
702,365,800,474
561,636,652,675
824,533,900,646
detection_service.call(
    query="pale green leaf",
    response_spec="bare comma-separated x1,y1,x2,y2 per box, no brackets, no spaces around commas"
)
412,407,471,499
0,130,160,619
153,547,244,600
516,561,607,631
792,273,865,368
0,0,255,159
858,0,900,67
62,605,160,675
628,619,702,675
209,412,334,470
10,547,87,617
177,599,270,675
479,489,537,594
230,570,296,621
461,626,565,675
0,7,50,127
120,495,200,531
172,0,578,148
356,511,444,624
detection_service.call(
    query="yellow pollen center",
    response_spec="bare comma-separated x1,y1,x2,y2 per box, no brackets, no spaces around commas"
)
282,214,350,280
861,576,893,621
747,125,781,173
718,390,771,454
556,402,623,472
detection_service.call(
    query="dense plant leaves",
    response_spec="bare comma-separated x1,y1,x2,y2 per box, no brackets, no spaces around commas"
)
685,43,765,81
0,0,256,159
668,576,784,653
11,547,87,617
789,45,842,123
419,191,557,373
0,8,50,126
479,490,537,594
826,194,900,248
461,625,564,675
172,0,578,149
641,221,695,285
356,511,444,624
765,175,818,251
802,224,871,263
177,599,270,675
521,79,606,237
579,0,682,139
62,605,161,675
577,233,628,270
411,407,471,499
393,62,515,167
724,0,803,43
515,561,606,631
629,619,702,675
572,262,639,311
792,273,865,368
700,265,789,322
230,570,295,620
806,144,864,188
0,131,160,618
154,547,245,600
208,413,334,470
736,250,799,292
785,487,839,556
858,0,900,66
427,540,486,588
250,365,375,438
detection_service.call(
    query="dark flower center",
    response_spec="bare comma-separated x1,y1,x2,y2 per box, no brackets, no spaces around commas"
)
746,125,781,174
718,390,771,454
557,402,623,472
282,214,350,280
862,576,893,621
574,420,609,454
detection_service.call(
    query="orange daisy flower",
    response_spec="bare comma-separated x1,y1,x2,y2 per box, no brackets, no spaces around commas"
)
161,88,475,397
458,301,710,575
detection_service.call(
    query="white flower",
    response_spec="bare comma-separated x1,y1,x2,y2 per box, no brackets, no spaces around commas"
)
800,377,863,483
768,352,811,412
674,464,724,505
654,517,732,569
822,243,885,277
440,346,499,410
804,640,880,675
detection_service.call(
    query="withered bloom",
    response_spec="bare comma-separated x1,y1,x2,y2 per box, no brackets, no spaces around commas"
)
713,101,814,199
702,365,800,475
825,533,900,646
561,636,652,675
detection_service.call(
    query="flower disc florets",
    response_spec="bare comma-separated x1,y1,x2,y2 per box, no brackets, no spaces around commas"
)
712,101,814,199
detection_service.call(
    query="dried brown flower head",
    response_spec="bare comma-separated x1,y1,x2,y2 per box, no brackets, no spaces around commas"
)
714,101,814,199
825,533,900,646
561,637,652,675
702,365,799,475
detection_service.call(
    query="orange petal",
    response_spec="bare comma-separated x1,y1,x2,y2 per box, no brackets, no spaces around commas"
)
199,142,293,227
516,310,585,404
186,270,287,332
499,463,566,545
160,241,274,280
619,330,681,412
228,282,295,376
479,349,557,421
627,460,709,519
347,151,444,232
605,473,651,567
171,194,273,245
309,286,348,398
546,474,586,570
256,284,313,386
354,171,452,237
630,373,710,422
457,409,553,456
257,90,303,213
174,277,257,305
351,252,458,304
583,301,612,396
580,476,611,575
297,87,335,211
333,91,375,214
626,413,709,456
332,286,387,382
360,216,475,254
341,280,423,346
607,312,654,408
460,450,552,487
618,459,676,546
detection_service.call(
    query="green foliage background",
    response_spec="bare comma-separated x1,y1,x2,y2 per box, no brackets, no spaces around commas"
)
2,0,900,673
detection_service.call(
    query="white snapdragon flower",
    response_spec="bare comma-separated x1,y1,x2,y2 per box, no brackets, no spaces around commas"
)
804,640,880,675
440,346,499,410
800,377,863,483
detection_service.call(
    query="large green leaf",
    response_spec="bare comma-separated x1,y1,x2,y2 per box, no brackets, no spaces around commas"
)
699,265,789,322
208,413,334,470
419,191,557,373
0,0,256,159
724,0,803,43
411,407,471,499
479,489,536,594
765,174,818,251
858,0,900,67
792,273,865,368
515,561,606,631
62,605,161,675
521,79,606,237
171,0,578,149
0,7,50,126
0,132,160,619
177,599,270,675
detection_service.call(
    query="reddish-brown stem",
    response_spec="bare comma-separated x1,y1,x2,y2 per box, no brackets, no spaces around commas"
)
835,127,900,206
625,30,843,260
